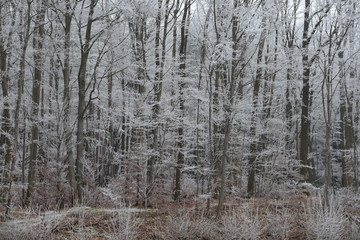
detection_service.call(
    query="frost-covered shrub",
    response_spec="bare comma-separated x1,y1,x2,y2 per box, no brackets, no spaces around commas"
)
220,207,264,240
344,217,360,240
0,224,49,240
181,174,198,198
108,211,138,240
31,164,73,209
264,203,293,239
337,189,360,240
304,195,346,240
155,212,216,240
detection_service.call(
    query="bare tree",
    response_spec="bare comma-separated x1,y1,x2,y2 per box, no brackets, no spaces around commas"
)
174,0,190,201
25,0,46,206
299,1,330,182
247,3,267,196
63,0,77,196
0,0,16,216
75,0,98,204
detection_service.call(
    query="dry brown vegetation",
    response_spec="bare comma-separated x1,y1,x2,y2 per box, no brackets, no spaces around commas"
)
1,190,360,240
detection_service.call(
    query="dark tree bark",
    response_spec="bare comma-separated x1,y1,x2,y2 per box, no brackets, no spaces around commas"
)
63,0,76,195
0,2,16,215
13,0,32,209
174,0,190,201
299,0,312,181
283,0,298,154
299,1,330,182
148,0,170,199
25,0,45,206
247,16,267,196
75,0,97,204
216,0,243,217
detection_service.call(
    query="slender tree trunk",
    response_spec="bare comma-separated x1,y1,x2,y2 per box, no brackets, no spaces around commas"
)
354,97,359,192
339,80,348,187
262,32,278,124
247,19,266,196
0,6,10,186
104,0,116,178
75,0,97,204
63,0,76,195
196,6,211,202
345,88,356,189
299,0,311,181
285,26,295,152
338,46,354,188
299,0,332,183
321,49,333,207
25,0,45,206
128,5,148,206
0,3,16,212
148,0,170,198
170,0,180,108
174,0,190,201
12,0,31,211
148,0,162,199
216,0,241,217
212,0,226,199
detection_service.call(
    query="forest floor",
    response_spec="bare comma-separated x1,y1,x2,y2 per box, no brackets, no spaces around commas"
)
0,190,360,239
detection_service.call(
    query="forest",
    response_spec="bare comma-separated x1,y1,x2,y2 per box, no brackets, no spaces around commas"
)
1,0,360,239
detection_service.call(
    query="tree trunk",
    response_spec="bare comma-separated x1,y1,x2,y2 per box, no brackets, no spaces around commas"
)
321,50,333,207
25,0,45,206
338,48,354,188
196,6,211,202
284,2,296,152
75,0,97,204
63,0,76,194
0,3,16,212
104,0,116,179
174,0,190,201
216,0,242,217
148,0,170,198
247,21,266,196
13,0,31,210
299,0,313,182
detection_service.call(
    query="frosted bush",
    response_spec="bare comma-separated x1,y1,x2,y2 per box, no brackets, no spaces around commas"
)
155,212,216,240
344,217,360,240
220,207,264,240
265,204,293,239
107,210,138,240
304,195,346,240
337,188,360,240
0,226,45,240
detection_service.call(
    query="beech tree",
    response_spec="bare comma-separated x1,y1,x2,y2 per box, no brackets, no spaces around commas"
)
174,0,190,201
25,0,45,206
0,0,16,216
63,0,76,195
